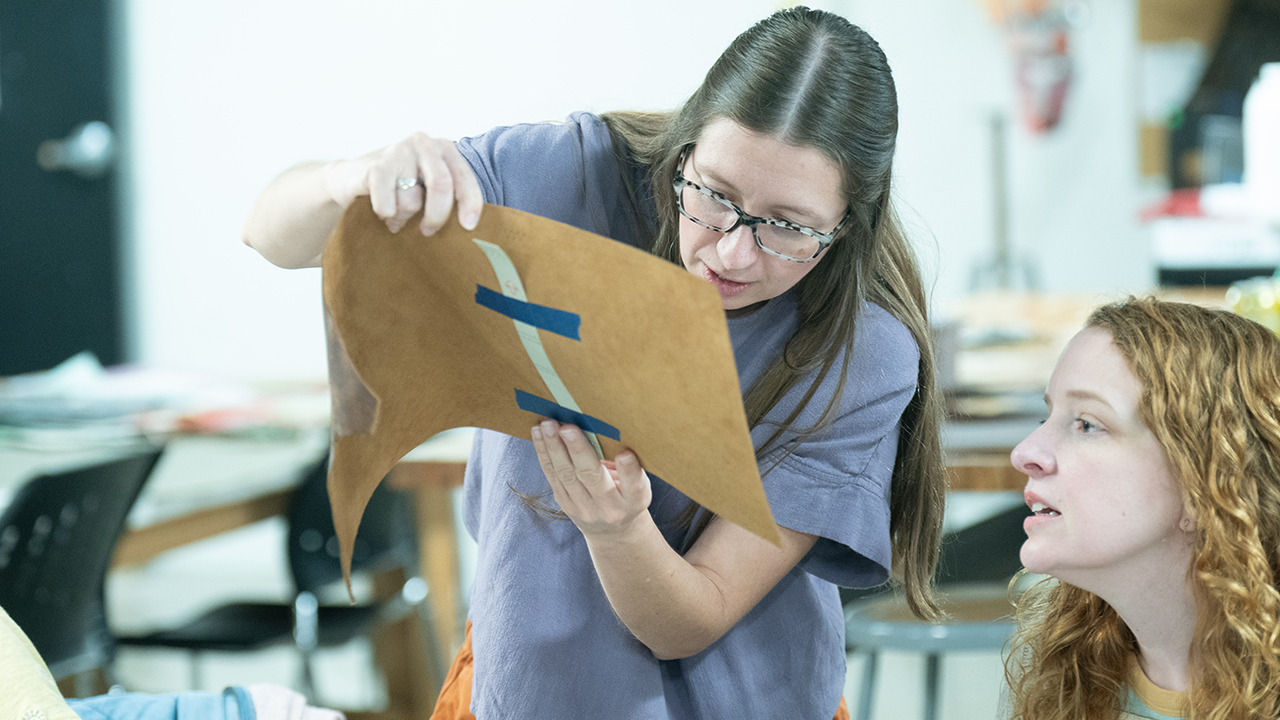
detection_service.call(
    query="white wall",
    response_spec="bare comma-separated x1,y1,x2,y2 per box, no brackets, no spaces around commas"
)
122,0,799,380
842,0,1149,315
120,0,1149,380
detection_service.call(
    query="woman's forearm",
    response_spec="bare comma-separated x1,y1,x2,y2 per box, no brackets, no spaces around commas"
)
582,514,734,660
582,512,817,661
241,160,347,269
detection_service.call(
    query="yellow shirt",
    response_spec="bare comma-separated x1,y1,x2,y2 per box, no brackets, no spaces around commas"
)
1121,657,1187,720
0,606,82,720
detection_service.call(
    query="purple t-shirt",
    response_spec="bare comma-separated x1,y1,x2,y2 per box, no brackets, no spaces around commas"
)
455,113,918,719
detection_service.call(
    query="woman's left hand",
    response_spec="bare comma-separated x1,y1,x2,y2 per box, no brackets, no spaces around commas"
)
531,419,653,537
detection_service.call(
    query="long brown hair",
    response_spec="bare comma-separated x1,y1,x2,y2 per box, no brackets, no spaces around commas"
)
1006,297,1280,719
601,6,945,621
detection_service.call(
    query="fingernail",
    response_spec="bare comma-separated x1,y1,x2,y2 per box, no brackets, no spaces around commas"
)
420,224,438,236
462,212,478,230
541,420,556,434
531,426,541,440
618,452,635,465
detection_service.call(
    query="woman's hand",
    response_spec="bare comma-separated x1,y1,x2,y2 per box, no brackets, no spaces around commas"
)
242,131,484,268
531,420,653,538
327,132,484,236
529,418,818,660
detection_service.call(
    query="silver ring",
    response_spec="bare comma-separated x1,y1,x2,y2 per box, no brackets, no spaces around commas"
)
396,177,420,191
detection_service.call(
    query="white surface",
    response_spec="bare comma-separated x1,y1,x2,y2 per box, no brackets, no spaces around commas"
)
0,430,328,528
943,417,1042,452
1244,63,1280,223
1139,39,1207,124
1149,216,1280,268
0,443,159,507
0,424,487,529
125,431,328,526
401,427,476,463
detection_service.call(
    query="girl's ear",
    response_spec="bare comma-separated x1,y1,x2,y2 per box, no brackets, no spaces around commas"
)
1179,511,1197,533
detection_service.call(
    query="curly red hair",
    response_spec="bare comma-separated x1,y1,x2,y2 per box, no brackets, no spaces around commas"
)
1006,297,1280,719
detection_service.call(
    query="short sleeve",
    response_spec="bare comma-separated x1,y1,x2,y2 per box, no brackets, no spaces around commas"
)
754,303,919,589
453,112,650,249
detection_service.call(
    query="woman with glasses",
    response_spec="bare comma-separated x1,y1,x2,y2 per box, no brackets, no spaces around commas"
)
244,7,945,719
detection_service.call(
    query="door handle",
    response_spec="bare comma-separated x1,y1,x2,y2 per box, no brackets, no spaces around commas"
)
36,121,116,179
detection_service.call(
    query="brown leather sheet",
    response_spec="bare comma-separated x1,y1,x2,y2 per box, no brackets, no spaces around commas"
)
321,200,778,583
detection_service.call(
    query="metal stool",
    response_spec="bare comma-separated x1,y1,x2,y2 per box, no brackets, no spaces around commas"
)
844,583,1014,720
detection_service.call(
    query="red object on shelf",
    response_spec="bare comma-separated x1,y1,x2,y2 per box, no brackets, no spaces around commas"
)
1140,188,1203,221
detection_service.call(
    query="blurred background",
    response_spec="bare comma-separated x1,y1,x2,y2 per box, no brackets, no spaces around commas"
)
4,0,1273,382
1,0,1278,718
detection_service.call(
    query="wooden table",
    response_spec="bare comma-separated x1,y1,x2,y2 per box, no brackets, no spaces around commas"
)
947,450,1028,491
387,430,475,683
943,416,1040,492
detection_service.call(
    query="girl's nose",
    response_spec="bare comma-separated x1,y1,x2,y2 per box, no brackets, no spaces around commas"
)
1010,427,1056,479
717,225,760,270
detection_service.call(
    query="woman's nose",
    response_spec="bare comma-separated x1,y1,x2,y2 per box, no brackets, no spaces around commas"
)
1010,428,1055,478
717,225,760,270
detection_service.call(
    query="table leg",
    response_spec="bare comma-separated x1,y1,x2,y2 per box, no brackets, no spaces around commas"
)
372,570,443,720
388,463,466,665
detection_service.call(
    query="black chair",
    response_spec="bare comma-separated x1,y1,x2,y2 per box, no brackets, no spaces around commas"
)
843,503,1032,720
0,447,165,695
116,451,443,702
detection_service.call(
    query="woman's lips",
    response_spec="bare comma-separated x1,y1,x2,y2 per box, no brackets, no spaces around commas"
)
1024,511,1060,532
701,265,752,298
1023,491,1061,532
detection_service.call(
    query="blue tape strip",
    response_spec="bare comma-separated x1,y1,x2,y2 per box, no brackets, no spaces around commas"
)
515,389,621,441
475,285,581,340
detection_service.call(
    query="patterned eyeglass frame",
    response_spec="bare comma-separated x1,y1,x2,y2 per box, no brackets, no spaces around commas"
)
671,146,849,263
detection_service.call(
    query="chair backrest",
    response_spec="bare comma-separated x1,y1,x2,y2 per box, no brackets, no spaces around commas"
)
287,451,417,596
0,447,164,679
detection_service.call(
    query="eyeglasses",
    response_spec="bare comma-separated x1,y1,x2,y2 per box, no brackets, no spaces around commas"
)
672,147,848,263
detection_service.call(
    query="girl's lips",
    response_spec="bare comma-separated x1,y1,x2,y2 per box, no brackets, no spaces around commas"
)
1023,490,1061,532
1023,512,1060,532
700,265,752,298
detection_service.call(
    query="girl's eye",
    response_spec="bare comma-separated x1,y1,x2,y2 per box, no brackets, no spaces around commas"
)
1075,418,1096,433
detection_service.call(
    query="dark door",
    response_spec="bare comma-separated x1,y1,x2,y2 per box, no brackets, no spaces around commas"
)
0,0,122,375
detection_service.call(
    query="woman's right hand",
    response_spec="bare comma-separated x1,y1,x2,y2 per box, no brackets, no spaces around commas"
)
326,132,484,236
242,131,484,269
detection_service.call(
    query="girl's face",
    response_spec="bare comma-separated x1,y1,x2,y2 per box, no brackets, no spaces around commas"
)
1010,327,1195,590
678,118,847,315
